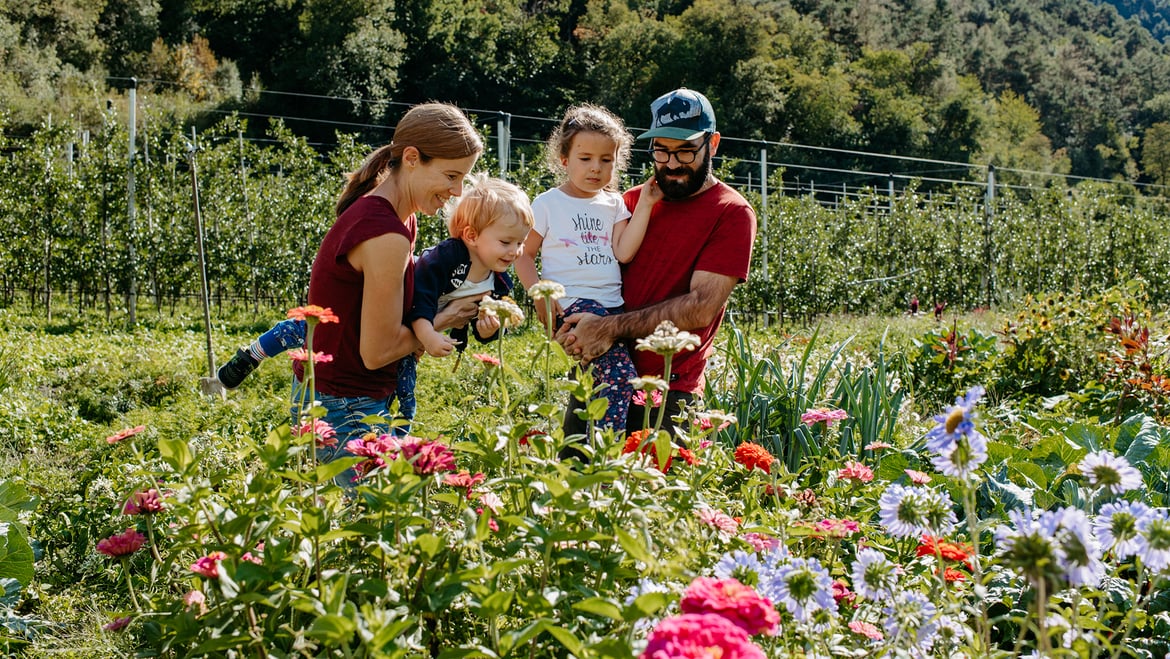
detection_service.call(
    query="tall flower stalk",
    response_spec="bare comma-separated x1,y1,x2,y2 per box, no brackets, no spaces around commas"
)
527,280,565,398
634,321,699,432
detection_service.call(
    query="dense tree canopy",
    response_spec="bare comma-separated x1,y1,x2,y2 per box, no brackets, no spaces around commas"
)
6,0,1170,183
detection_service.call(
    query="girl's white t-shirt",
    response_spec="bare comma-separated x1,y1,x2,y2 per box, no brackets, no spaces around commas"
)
530,187,632,309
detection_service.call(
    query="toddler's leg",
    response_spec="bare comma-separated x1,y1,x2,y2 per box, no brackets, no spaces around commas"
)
218,319,307,389
393,354,417,435
558,299,636,446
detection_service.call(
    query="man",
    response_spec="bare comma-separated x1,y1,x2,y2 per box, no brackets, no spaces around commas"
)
558,88,757,438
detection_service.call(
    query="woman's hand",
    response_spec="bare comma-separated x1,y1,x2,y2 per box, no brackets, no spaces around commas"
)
434,295,482,332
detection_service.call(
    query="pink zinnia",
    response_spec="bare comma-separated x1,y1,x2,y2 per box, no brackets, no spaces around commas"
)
183,590,208,616
295,419,338,448
838,461,874,483
814,518,860,538
697,507,739,536
103,616,132,632
801,408,849,426
640,613,766,659
741,532,783,552
123,489,165,515
848,620,884,640
865,441,893,451
288,348,333,364
443,470,486,497
632,389,663,408
476,508,499,533
190,551,228,578
397,436,457,475
472,353,501,366
832,579,856,607
905,469,932,484
96,528,146,557
106,425,146,445
679,577,779,636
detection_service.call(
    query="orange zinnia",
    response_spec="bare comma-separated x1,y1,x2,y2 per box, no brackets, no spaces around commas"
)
917,535,973,567
623,430,672,471
287,305,339,324
734,442,774,474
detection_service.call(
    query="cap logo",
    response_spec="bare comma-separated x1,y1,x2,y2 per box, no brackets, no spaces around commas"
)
653,94,699,127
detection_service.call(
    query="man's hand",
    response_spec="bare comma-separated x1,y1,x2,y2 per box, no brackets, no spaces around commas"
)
556,312,614,363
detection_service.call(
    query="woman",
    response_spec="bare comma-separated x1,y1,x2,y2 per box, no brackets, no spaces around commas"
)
294,102,484,464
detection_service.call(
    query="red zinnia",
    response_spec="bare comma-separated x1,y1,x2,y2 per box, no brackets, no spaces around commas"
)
96,528,146,557
734,442,774,474
103,616,132,632
917,535,974,568
106,425,146,445
286,305,338,324
623,430,673,471
640,614,765,659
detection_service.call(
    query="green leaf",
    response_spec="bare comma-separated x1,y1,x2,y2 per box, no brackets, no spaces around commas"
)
615,528,654,567
571,597,622,621
158,436,195,472
306,614,356,645
0,481,37,525
0,523,34,586
585,398,609,421
543,625,584,657
1116,414,1164,465
476,591,514,618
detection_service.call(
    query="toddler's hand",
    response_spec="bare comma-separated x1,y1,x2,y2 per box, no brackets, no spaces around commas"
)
476,313,501,338
422,333,461,358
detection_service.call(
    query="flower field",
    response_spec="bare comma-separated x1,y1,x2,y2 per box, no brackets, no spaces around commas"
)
2,279,1170,658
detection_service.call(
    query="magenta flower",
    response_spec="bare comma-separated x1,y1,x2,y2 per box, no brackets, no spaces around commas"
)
397,436,457,475
640,613,766,659
96,528,146,557
190,551,228,578
679,577,779,636
102,616,132,632
123,489,165,515
295,418,338,448
288,348,334,364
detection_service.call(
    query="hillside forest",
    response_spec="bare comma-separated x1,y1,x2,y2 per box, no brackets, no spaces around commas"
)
8,0,1170,186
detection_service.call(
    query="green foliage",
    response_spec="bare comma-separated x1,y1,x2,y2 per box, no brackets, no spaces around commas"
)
910,321,1000,409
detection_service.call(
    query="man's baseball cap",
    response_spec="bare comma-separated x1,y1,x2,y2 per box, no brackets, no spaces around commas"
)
637,88,716,141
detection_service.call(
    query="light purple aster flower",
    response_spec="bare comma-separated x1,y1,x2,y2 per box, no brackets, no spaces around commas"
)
714,550,767,589
1080,451,1143,496
930,430,988,480
850,548,898,601
768,556,837,625
879,484,930,538
995,508,1066,586
1056,508,1105,588
1135,507,1170,572
1094,501,1152,559
882,590,939,654
925,385,986,455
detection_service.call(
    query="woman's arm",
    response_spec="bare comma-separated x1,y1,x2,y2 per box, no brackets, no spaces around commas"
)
349,233,420,370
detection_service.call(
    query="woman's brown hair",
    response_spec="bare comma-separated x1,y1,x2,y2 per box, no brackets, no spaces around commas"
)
335,103,484,216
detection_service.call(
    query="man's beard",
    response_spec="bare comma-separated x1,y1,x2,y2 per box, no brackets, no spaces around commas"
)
654,151,711,200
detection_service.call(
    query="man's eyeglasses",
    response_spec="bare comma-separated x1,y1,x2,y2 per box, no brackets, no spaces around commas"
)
648,134,711,165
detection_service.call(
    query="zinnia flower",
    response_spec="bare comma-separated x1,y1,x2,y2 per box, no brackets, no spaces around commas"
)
190,551,228,578
849,620,884,640
472,353,501,366
697,507,739,536
287,305,339,324
478,296,525,329
838,461,874,483
905,469,932,484
105,425,146,445
294,419,337,448
443,470,486,497
734,442,774,474
916,535,973,567
123,489,165,515
1080,450,1143,496
183,590,208,616
679,577,780,636
527,280,565,300
635,320,700,357
631,388,664,408
103,616,132,632
396,436,457,475
865,441,893,451
288,348,333,364
801,408,848,426
623,430,672,471
640,613,766,659
96,528,146,557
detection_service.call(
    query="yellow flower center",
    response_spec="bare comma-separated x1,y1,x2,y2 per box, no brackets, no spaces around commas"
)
945,408,966,434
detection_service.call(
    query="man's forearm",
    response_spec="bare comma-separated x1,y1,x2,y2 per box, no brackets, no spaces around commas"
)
601,292,713,341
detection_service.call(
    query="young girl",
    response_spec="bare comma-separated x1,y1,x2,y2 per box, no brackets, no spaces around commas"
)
516,104,659,436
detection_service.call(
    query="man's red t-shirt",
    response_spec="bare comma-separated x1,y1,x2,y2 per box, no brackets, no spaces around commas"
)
621,181,756,394
294,195,416,399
